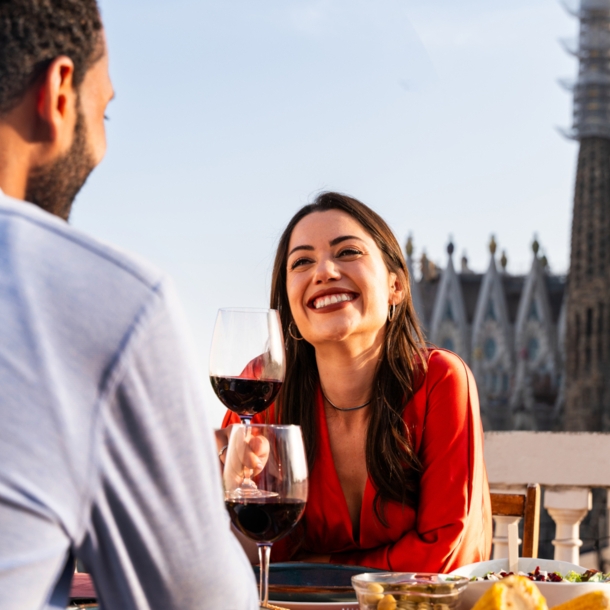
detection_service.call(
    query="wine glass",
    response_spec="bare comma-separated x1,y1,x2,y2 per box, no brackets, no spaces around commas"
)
209,308,285,424
223,424,308,607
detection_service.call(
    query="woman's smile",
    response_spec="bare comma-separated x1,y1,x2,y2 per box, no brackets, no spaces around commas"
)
308,289,359,311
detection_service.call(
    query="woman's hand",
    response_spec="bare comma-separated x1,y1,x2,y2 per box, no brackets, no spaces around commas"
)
221,425,270,491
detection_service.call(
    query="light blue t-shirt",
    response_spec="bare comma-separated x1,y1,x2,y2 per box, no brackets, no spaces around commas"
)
0,192,258,610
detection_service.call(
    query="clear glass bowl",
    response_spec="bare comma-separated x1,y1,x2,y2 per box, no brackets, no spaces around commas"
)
351,572,469,610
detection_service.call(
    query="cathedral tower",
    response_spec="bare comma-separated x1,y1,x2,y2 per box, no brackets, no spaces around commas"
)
562,0,610,430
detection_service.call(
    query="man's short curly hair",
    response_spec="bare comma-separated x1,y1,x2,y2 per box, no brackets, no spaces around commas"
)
0,0,103,115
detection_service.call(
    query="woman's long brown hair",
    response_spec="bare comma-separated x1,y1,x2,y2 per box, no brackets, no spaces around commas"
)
270,192,428,525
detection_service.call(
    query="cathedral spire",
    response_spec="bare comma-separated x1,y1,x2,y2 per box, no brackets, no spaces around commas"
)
489,235,497,257
471,236,513,428
430,240,470,361
511,240,560,430
563,0,610,431
561,0,610,139
500,250,508,273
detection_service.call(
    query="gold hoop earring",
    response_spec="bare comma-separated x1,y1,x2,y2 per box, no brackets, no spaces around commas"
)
288,321,303,341
388,304,396,322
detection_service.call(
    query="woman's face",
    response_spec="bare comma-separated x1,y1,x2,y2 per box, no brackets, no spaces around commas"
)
286,210,403,348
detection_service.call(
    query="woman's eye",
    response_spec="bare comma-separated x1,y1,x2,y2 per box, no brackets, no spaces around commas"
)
290,257,313,270
337,248,362,258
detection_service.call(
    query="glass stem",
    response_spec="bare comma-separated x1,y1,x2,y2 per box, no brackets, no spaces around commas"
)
258,542,272,606
240,420,256,489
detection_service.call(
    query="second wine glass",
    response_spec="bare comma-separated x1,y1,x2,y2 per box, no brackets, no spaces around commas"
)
209,307,285,423
223,424,308,607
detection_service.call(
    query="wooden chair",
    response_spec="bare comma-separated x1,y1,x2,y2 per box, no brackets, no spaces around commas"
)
490,483,541,558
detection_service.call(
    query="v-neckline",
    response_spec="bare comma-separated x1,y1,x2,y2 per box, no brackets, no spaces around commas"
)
316,386,369,545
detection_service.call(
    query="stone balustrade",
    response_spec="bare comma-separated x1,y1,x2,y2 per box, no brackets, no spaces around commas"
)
484,432,610,566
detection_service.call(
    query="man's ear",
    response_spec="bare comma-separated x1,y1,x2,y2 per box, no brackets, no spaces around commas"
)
35,56,76,143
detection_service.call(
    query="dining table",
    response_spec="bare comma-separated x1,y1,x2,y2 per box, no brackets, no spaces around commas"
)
67,566,475,610
67,567,365,610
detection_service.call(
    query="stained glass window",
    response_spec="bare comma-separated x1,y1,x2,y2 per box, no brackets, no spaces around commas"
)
527,337,539,361
444,301,454,321
485,299,496,321
484,337,496,361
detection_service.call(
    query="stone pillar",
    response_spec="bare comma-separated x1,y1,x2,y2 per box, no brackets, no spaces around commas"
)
490,487,526,559
544,488,592,564
492,515,522,559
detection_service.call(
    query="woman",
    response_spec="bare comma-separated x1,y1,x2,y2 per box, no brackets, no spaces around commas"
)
219,192,492,572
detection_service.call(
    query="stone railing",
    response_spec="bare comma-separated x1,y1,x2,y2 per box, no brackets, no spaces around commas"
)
484,432,610,565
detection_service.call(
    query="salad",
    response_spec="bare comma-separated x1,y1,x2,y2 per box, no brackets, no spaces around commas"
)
470,566,610,583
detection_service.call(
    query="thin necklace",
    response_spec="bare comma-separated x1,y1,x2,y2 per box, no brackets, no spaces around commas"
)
321,389,371,412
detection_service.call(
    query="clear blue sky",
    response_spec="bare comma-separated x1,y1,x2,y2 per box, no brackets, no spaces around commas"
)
73,0,578,423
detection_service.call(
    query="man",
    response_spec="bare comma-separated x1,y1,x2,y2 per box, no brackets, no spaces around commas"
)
0,1,258,608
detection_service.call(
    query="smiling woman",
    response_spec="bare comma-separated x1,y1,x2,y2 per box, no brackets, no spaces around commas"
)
221,192,493,572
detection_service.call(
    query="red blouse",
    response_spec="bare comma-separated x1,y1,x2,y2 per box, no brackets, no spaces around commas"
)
222,349,492,573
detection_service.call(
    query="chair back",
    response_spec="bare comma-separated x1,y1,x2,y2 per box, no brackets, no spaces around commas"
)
490,483,541,558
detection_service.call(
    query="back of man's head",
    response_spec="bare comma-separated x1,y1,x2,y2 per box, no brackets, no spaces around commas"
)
0,0,103,116
0,0,111,220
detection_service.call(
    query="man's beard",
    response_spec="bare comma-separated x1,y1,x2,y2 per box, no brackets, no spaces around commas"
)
25,104,96,221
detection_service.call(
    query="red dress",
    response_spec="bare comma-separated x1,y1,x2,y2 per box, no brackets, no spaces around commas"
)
222,349,492,572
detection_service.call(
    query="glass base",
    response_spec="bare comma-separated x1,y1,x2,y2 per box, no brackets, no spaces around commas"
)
226,488,279,500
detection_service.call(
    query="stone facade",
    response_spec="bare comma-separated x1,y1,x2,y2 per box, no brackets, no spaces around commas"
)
561,0,610,431
406,238,566,432
564,138,610,431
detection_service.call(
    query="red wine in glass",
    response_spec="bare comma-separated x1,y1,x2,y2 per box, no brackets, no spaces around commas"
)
225,497,305,543
210,376,282,421
209,308,285,424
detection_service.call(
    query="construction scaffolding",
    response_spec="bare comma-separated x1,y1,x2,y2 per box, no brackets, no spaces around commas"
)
561,0,610,139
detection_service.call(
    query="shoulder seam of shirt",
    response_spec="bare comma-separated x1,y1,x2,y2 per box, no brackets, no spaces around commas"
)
421,347,470,433
73,277,168,544
0,205,159,290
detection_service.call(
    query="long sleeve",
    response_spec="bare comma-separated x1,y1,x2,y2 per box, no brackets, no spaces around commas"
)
78,281,259,610
329,350,492,572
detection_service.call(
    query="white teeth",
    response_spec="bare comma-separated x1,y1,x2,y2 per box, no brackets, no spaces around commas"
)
313,293,355,309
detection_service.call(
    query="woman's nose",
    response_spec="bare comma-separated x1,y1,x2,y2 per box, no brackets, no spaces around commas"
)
313,257,341,283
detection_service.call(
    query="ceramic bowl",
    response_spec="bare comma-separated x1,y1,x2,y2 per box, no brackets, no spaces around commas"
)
450,557,609,608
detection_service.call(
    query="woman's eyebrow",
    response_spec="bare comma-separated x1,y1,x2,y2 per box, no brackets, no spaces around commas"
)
329,235,364,246
288,244,314,257
288,235,364,258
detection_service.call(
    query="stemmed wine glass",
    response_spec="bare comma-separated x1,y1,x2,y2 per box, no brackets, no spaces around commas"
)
223,424,308,607
210,307,285,495
209,308,285,424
